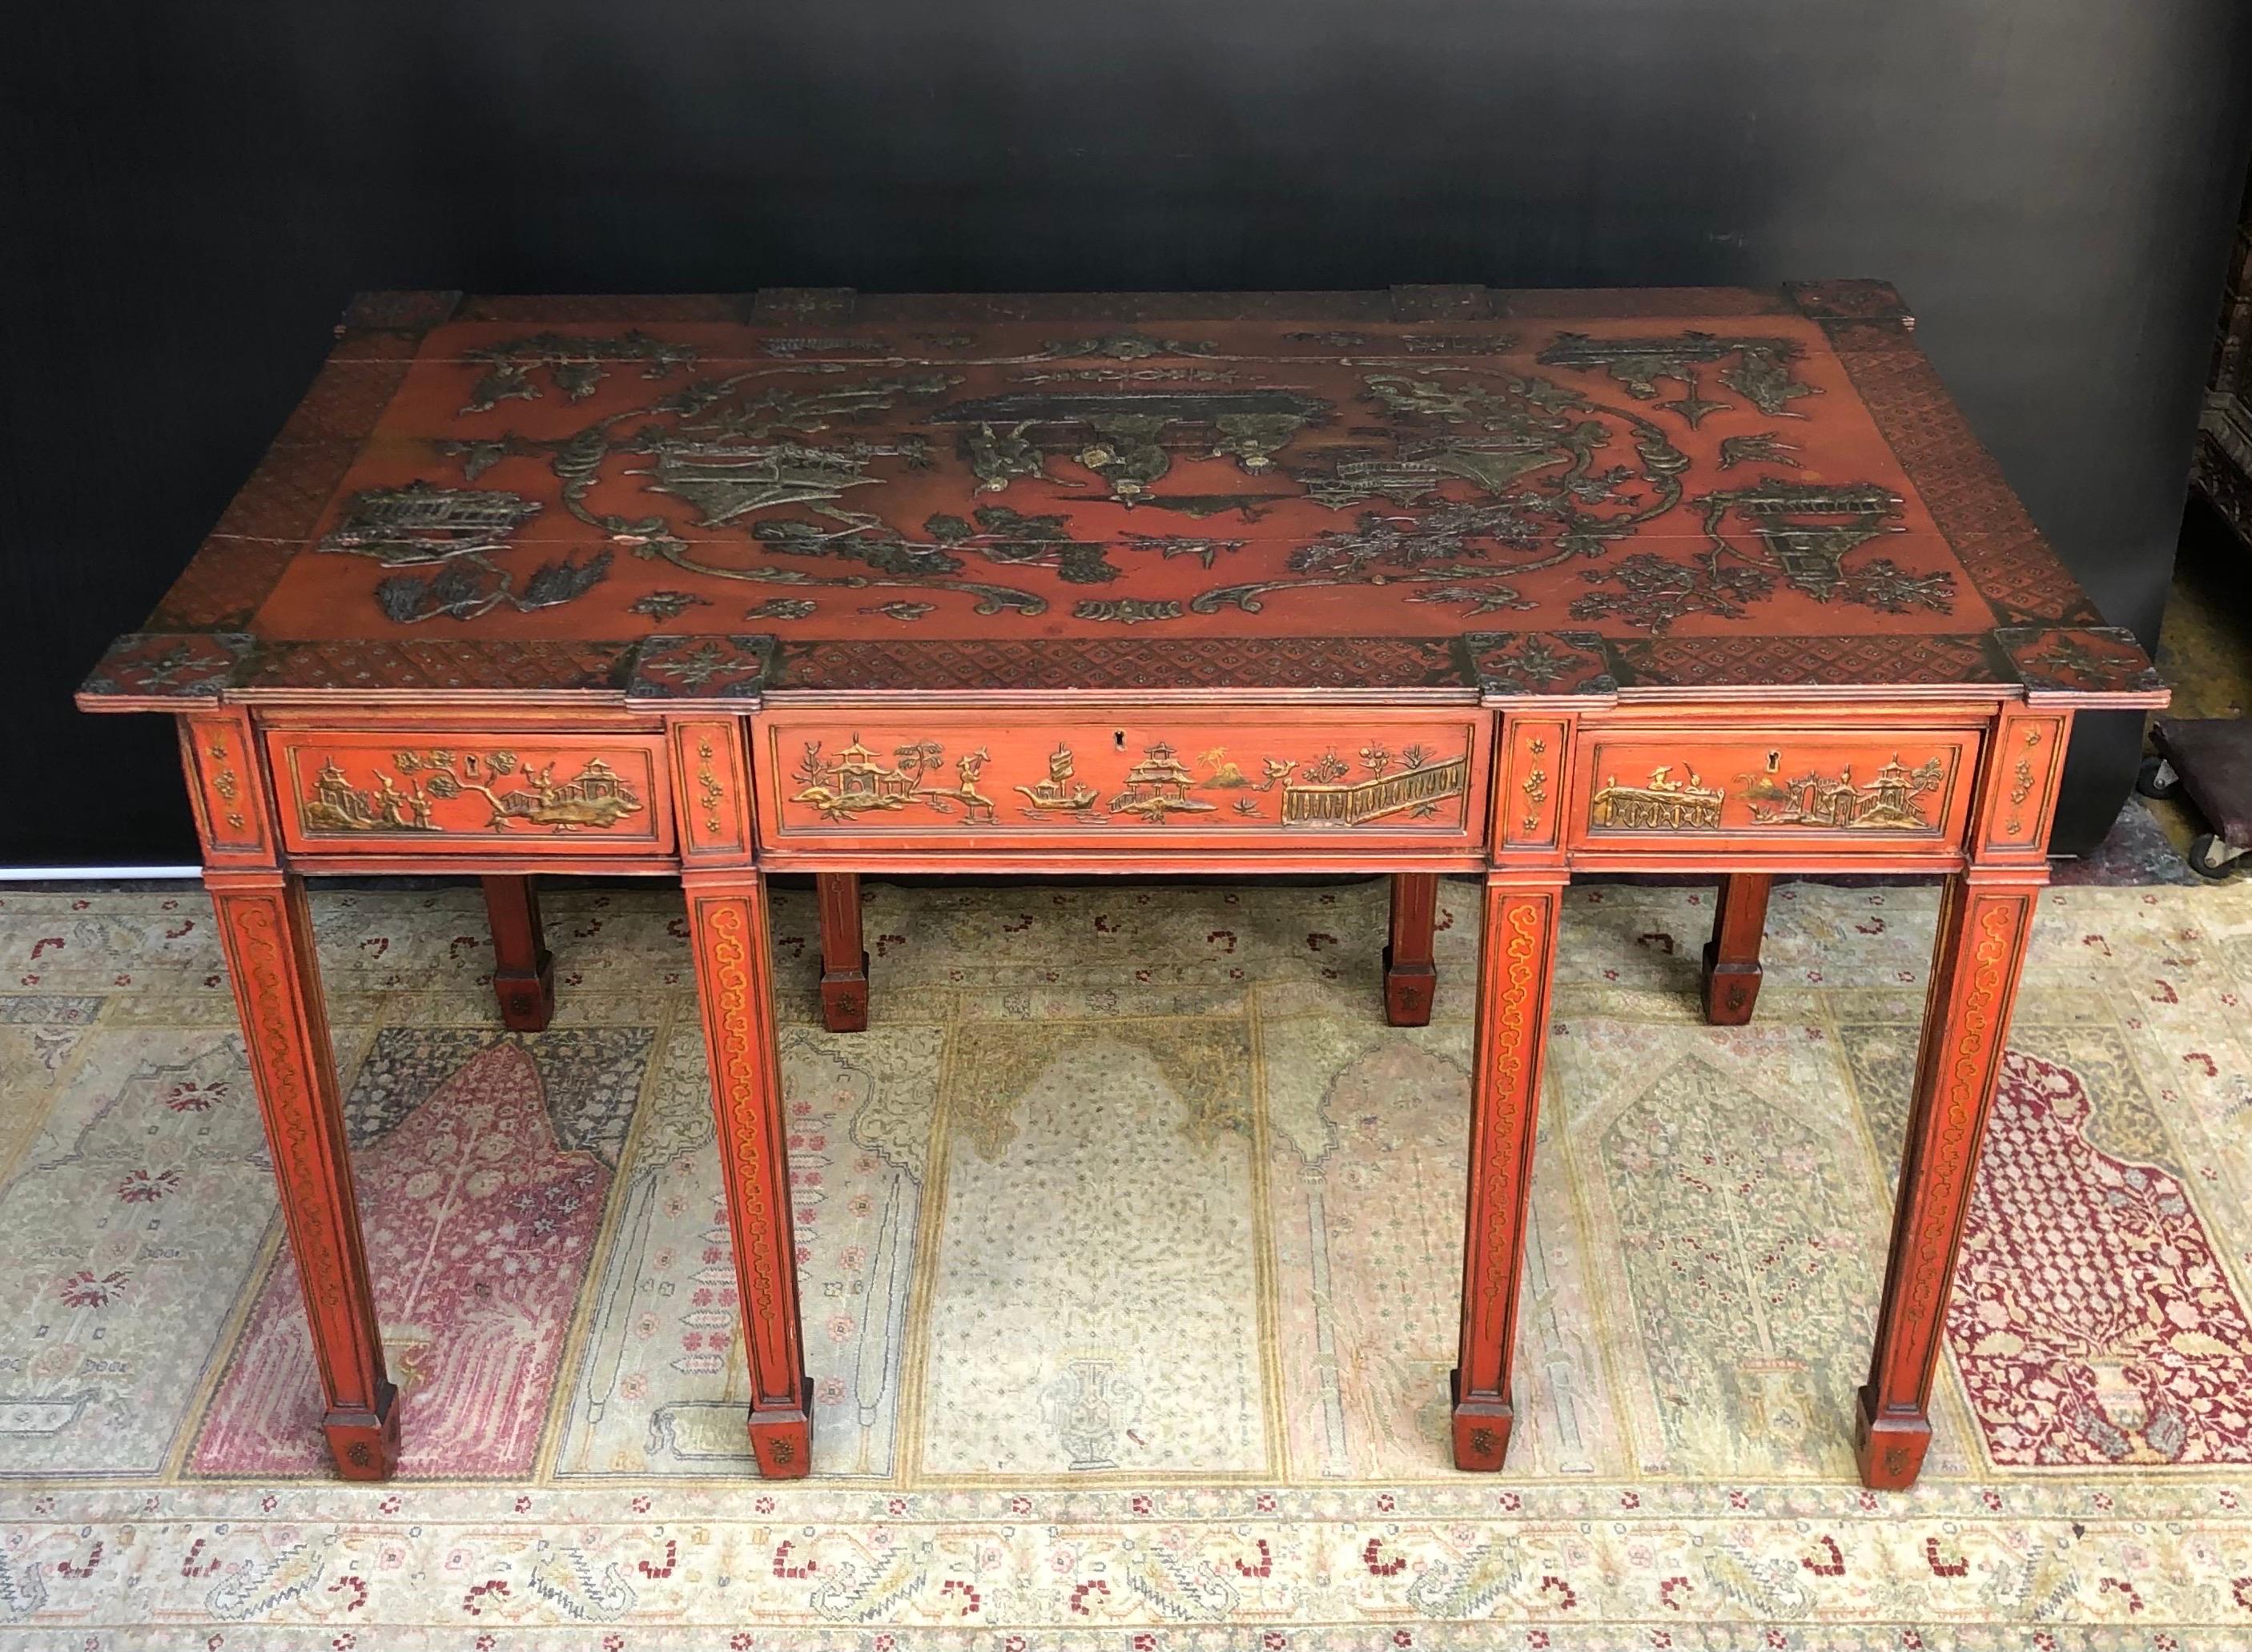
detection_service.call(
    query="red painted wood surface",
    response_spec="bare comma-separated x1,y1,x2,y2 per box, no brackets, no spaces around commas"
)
1384,871,1440,1027
76,287,2169,1488
814,871,870,1033
1856,873,2041,1488
268,730,674,855
207,870,399,1478
78,285,2164,704
683,874,812,1477
481,874,555,1031
1701,873,1772,1027
757,709,1490,853
1451,877,1565,1471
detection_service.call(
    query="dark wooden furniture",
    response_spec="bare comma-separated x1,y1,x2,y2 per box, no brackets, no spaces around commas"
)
81,284,2163,1487
2194,165,2252,550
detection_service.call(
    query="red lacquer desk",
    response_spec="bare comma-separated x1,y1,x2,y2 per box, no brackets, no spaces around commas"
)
80,284,2163,1487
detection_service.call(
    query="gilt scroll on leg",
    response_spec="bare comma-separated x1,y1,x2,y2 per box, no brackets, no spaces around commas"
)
683,874,813,1476
1451,878,1563,1471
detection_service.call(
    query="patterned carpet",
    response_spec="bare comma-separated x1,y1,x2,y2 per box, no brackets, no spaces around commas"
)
4,866,2252,1647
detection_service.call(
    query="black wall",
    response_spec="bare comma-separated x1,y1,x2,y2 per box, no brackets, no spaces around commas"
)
7,3,2249,864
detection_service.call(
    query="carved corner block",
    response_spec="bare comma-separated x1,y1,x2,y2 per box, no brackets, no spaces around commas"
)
1462,631,1621,701
1993,625,2165,705
625,634,777,703
78,632,251,711
338,290,464,334
1784,279,1914,331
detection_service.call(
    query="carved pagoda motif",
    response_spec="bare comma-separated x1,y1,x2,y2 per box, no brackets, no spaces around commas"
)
790,736,997,823
468,756,641,830
1108,743,1217,820
1742,752,1945,830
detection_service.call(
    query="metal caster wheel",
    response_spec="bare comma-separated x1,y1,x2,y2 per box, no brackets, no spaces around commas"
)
2136,754,2183,801
2188,832,2245,881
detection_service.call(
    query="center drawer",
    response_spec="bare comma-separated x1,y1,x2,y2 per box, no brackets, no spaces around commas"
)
754,709,1491,854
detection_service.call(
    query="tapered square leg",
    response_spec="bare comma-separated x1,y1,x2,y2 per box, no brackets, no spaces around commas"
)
1384,872,1440,1027
1700,873,1771,1027
1855,872,2040,1490
208,870,399,1481
1451,877,1564,1470
682,873,814,1477
816,872,870,1033
481,874,555,1032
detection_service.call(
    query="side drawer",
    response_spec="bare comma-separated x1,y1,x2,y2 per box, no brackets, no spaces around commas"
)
268,730,676,856
755,709,1491,853
1569,726,1981,855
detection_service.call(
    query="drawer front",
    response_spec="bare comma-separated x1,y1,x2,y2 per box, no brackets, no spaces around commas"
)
756,710,1490,852
1570,728,1979,854
270,731,675,856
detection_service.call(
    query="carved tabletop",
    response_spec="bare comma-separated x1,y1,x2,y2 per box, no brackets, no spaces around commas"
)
79,284,2164,1492
83,283,2157,706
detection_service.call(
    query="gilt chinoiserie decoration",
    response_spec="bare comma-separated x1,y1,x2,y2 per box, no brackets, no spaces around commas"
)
1581,740,1970,838
759,714,1485,844
303,751,641,832
78,283,2165,1495
267,734,673,856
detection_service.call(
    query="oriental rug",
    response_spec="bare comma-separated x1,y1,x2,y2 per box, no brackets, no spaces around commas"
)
3,872,2252,1648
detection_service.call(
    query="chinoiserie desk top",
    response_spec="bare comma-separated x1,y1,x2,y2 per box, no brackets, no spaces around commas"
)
81,283,2162,710
70,283,2170,1491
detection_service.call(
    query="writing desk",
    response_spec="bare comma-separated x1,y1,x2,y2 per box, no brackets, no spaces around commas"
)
80,284,2164,1486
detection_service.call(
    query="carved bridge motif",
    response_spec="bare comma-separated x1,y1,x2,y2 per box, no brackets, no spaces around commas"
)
786,732,1470,828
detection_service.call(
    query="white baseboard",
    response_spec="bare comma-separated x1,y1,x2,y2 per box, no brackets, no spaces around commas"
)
0,866,203,882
